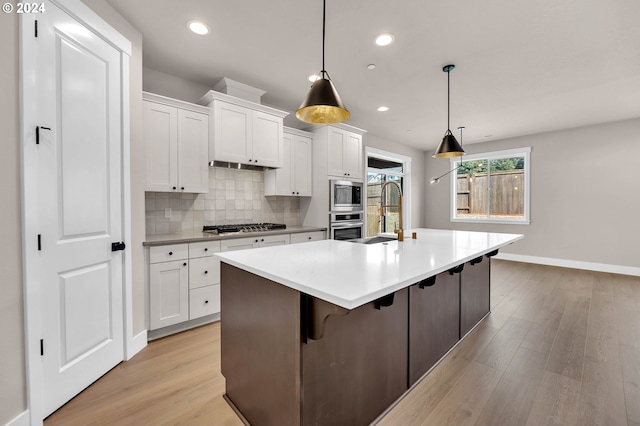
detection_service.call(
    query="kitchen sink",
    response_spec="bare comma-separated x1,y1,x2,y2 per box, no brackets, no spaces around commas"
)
348,236,398,244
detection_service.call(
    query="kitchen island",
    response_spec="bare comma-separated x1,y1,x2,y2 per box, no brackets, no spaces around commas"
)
215,228,523,426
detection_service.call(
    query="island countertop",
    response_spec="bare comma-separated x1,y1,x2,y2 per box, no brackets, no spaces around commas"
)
215,228,523,309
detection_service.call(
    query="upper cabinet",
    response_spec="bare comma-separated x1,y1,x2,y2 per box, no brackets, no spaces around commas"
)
264,127,313,197
312,124,366,181
327,126,363,179
199,90,289,168
143,92,209,193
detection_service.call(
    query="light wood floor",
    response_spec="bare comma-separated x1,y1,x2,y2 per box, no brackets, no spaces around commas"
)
44,260,640,426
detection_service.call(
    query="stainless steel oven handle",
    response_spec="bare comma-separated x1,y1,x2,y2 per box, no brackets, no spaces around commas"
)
330,221,364,229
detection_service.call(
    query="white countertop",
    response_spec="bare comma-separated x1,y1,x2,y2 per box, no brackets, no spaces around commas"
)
215,228,523,310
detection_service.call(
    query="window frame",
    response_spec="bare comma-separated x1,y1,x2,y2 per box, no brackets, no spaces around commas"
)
450,147,531,225
365,146,411,236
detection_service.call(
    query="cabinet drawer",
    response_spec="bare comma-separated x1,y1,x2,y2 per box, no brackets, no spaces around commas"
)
190,284,220,320
189,256,220,289
290,231,325,244
189,240,221,258
221,237,256,252
150,244,189,263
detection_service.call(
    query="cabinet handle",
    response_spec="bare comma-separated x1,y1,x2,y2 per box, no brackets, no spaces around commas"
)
181,186,185,190
205,300,209,304
183,262,187,267
168,251,173,256
255,239,259,243
204,248,208,252
308,237,312,240
204,270,208,274
173,186,177,190
261,238,264,242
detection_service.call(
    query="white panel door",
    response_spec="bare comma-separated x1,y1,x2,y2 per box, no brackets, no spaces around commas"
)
37,5,125,416
143,101,177,191
213,100,251,163
177,109,209,193
252,111,283,168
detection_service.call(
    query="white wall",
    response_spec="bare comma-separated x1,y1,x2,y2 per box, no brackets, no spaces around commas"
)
0,11,26,425
425,118,640,269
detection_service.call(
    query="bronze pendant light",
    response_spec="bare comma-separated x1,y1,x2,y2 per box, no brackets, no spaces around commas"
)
296,0,350,124
433,64,465,158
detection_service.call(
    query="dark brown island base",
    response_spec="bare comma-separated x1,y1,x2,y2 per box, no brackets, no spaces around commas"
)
220,250,496,426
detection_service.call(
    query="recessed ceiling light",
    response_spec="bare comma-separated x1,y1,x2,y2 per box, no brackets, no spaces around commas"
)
308,74,321,82
374,33,395,46
377,106,389,112
367,64,376,70
188,21,210,35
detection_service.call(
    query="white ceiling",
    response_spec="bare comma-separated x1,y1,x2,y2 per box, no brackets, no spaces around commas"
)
105,0,640,151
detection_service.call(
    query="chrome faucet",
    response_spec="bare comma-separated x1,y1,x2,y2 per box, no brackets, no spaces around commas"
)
379,181,403,236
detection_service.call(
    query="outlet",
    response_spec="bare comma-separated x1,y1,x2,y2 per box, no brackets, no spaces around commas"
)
164,208,171,219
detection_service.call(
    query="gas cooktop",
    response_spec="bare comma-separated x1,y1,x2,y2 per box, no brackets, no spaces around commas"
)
202,223,287,235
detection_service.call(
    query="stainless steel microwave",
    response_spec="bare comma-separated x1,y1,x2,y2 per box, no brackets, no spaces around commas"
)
330,180,363,212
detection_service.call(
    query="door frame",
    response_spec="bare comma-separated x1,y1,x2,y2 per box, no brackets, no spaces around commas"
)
20,0,133,423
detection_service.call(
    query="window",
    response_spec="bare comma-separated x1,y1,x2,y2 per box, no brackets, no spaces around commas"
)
365,147,411,237
451,147,530,224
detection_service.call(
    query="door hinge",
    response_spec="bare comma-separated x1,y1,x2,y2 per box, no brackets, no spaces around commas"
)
37,234,41,251
35,20,38,37
40,339,44,356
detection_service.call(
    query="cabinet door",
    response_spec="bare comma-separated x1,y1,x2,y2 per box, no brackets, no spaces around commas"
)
460,257,491,337
408,271,461,385
144,101,177,191
149,259,189,330
343,132,362,179
327,127,346,178
272,132,293,195
177,109,209,193
291,135,312,196
213,101,251,163
252,111,283,168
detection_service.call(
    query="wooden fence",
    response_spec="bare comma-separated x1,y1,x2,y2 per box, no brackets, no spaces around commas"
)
457,170,524,217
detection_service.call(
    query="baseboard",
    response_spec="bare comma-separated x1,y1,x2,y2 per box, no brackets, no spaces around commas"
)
6,410,29,426
125,329,148,360
495,253,640,277
147,314,220,341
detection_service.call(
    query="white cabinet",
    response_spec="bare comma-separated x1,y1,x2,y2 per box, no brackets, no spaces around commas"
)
143,92,209,193
264,128,313,197
149,245,189,330
199,90,289,168
220,234,291,252
149,240,221,330
290,231,326,244
188,240,221,320
327,126,363,179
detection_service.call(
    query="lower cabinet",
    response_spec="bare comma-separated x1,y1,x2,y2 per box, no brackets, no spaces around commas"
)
149,258,189,330
149,240,221,330
290,230,325,244
302,290,409,426
460,255,491,337
409,269,461,385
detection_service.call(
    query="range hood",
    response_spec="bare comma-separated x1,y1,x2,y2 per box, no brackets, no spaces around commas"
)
208,160,269,172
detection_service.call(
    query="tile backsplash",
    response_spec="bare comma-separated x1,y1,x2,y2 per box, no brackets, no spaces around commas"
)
145,167,300,235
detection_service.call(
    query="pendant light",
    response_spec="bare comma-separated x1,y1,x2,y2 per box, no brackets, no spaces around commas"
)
433,64,465,158
296,0,350,124
430,126,465,183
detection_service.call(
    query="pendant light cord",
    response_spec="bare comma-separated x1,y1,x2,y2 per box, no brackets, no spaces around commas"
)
321,0,326,76
447,69,451,131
